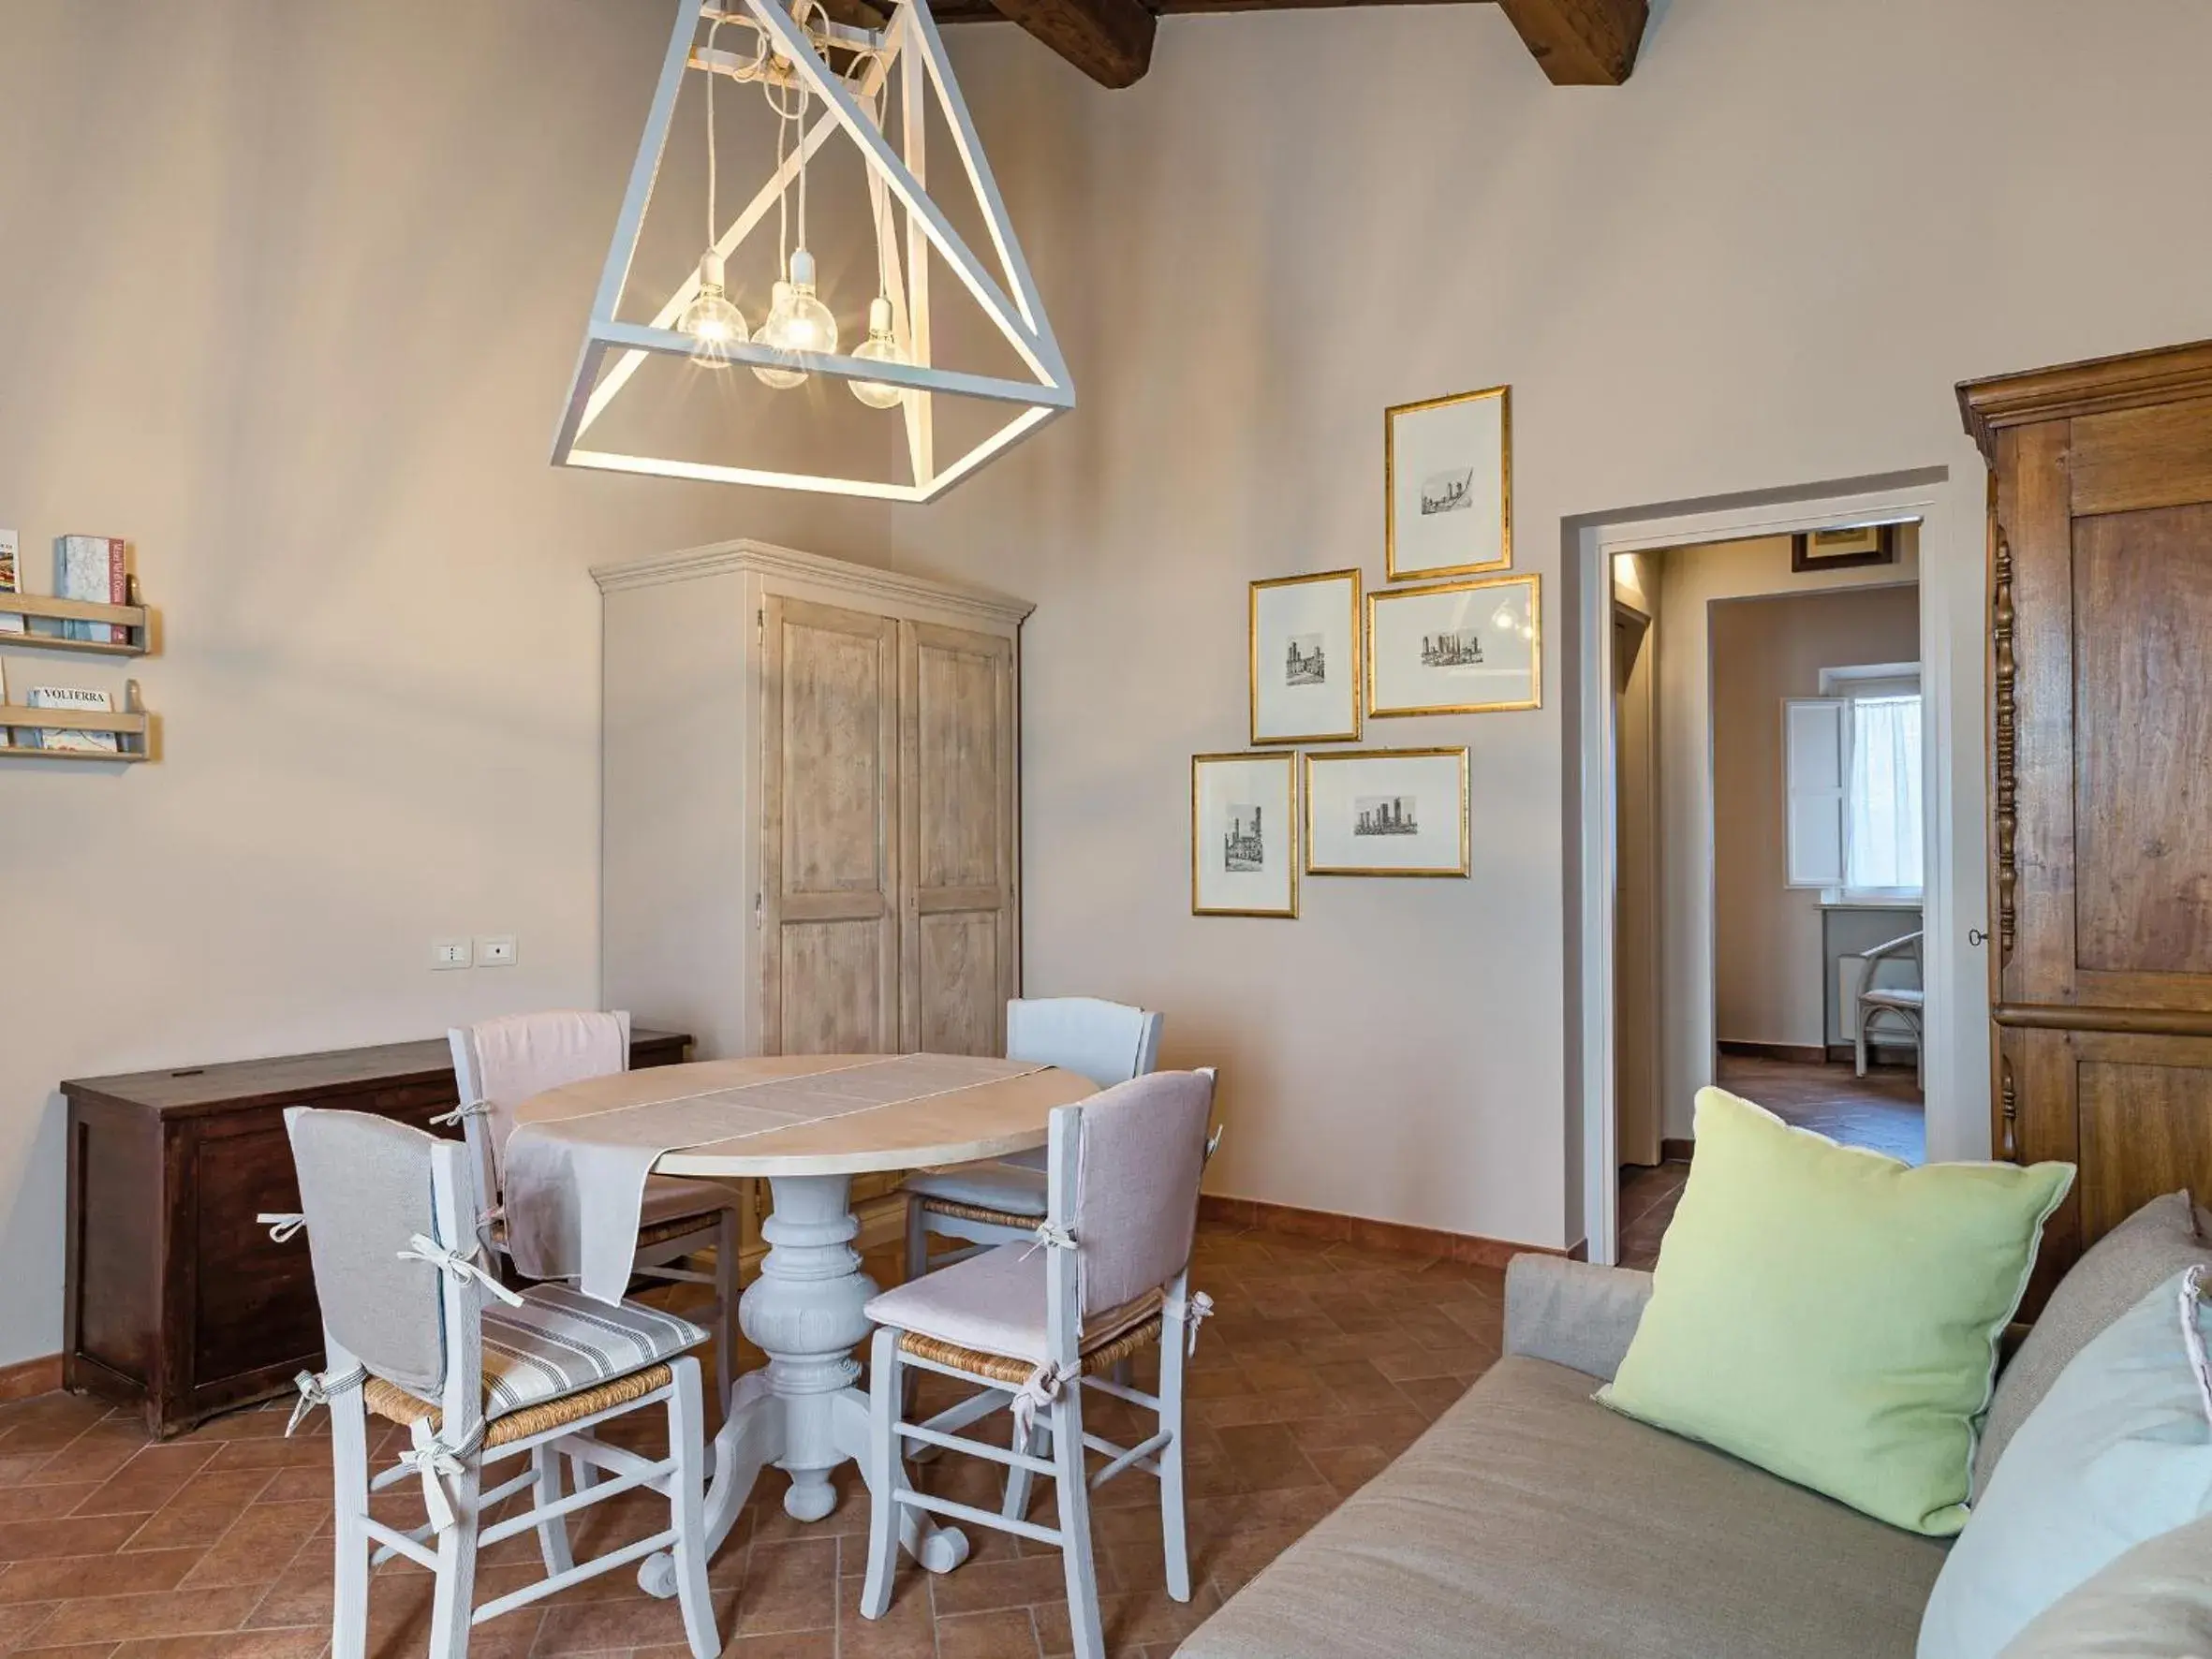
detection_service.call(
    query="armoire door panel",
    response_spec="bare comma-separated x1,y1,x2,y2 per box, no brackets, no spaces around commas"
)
777,921,891,1054
900,621,1016,1056
2002,1026,2082,1315
762,597,900,1056
2074,1039,2212,1241
2070,396,2212,517
2069,506,2212,996
916,911,1003,1057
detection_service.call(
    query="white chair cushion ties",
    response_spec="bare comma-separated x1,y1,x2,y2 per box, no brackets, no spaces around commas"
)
285,1360,368,1436
428,1096,493,1127
1020,1220,1079,1262
398,1233,526,1309
1011,1359,1082,1439
1166,1289,1215,1356
398,1417,488,1534
257,1211,307,1243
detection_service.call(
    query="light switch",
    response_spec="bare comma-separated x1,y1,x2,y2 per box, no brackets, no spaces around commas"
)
475,934,517,968
432,939,471,971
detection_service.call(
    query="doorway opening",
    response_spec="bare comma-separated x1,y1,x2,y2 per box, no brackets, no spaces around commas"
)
1575,470,1969,1268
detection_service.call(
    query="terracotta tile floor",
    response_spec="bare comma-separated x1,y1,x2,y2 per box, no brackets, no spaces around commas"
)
0,1224,1503,1658
1617,1053,1926,1270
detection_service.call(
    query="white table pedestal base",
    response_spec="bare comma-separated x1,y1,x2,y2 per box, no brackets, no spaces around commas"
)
640,1173,970,1597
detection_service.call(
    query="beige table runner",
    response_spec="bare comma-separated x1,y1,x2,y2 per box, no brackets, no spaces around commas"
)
504,1053,1042,1300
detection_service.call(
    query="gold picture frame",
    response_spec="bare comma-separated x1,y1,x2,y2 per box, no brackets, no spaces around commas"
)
1303,747,1470,878
1385,385,1512,582
1191,751,1299,918
1365,571,1541,717
1248,568,1362,745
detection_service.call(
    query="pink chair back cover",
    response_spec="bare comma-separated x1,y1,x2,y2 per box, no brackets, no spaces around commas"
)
466,1010,627,1189
1069,1069,1215,1317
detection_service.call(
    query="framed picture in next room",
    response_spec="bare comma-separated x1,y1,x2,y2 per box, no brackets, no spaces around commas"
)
1191,751,1298,918
1305,747,1469,877
1249,568,1361,745
1366,572,1541,717
1792,522,1900,573
1385,385,1512,582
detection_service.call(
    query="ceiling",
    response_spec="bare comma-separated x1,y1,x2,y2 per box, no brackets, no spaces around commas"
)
923,0,1649,91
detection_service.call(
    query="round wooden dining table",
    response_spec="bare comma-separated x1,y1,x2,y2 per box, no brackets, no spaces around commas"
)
511,1053,1097,1596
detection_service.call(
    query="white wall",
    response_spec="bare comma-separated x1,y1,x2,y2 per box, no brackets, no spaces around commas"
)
896,0,2212,1248
0,3,887,1369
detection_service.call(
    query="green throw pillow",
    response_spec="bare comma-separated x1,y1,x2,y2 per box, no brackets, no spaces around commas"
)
1598,1087,2072,1536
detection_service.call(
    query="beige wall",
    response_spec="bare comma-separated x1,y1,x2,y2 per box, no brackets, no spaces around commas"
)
1710,582,1922,1050
0,3,889,1367
1612,556,1660,1167
896,0,2212,1242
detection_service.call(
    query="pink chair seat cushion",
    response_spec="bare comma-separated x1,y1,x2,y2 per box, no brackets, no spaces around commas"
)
864,1242,1157,1364
641,1175,739,1226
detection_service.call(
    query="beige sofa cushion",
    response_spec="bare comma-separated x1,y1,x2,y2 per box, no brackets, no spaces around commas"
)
1182,1356,1949,1659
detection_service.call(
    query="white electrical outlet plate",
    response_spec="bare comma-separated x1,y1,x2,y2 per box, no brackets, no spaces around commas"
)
431,939,471,971
475,934,517,968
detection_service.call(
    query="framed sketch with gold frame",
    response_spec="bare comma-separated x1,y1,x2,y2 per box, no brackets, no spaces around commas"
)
1385,385,1511,582
1304,747,1469,877
1192,751,1298,918
1249,568,1361,744
1366,572,1541,716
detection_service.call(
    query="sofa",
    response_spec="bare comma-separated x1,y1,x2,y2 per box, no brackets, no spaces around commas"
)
1180,1255,1950,1659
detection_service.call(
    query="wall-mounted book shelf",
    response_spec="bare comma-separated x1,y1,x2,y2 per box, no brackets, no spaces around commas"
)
0,679,152,763
0,575,151,655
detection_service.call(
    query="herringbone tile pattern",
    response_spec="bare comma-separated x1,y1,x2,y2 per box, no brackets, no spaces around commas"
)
0,1224,1503,1657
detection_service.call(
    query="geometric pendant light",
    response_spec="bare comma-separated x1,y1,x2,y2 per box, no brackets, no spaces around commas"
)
551,0,1074,501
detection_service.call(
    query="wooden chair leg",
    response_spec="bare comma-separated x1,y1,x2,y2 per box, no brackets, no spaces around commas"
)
667,1358,722,1659
861,1329,903,1620
329,1390,372,1659
1158,1318,1191,1602
1052,1388,1105,1659
424,1459,481,1659
715,1207,741,1412
530,1445,573,1577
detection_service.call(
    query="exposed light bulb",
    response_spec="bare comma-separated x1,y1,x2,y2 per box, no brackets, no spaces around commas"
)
848,297,907,409
679,250,747,368
751,248,838,390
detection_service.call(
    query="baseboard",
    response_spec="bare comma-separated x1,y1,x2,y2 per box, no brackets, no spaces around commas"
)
0,1353,62,1404
1199,1194,1579,1270
1660,1138,1696,1164
1717,1039,1828,1064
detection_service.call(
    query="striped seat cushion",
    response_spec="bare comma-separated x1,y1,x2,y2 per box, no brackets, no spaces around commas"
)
480,1285,707,1419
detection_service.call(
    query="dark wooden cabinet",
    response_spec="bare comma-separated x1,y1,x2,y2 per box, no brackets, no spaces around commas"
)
62,1027,689,1437
1962,338,2212,1307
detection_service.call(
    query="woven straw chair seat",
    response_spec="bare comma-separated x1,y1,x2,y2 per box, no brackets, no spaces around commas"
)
896,1287,1165,1386
365,1364,673,1450
916,1195,1042,1230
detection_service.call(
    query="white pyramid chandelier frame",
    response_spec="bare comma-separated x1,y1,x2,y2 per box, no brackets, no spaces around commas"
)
552,0,1074,502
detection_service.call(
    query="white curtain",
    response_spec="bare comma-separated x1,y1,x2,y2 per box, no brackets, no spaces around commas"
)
1847,696,1924,890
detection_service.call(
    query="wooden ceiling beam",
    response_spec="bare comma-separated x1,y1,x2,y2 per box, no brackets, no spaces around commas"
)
1494,0,1647,85
930,0,1648,89
983,0,1158,87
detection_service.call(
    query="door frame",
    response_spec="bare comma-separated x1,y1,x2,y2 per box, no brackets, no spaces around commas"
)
1574,470,1983,1264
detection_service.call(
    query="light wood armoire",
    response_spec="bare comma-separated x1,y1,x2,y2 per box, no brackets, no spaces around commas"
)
1961,338,2212,1305
595,539,1031,1250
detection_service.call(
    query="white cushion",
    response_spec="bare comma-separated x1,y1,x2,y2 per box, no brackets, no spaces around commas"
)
480,1284,707,1419
903,1162,1048,1215
863,1242,1154,1363
1918,1271,2212,1659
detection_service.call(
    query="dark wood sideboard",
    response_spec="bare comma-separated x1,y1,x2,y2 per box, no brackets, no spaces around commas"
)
61,1027,690,1437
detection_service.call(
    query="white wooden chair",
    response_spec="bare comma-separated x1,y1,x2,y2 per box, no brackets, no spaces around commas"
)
860,1068,1217,1659
447,1011,739,1402
1850,931,1925,1087
902,997,1165,1281
280,1108,720,1659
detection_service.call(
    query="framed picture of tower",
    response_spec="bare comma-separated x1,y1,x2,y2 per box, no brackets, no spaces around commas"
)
1249,568,1361,744
1191,751,1298,918
1385,385,1512,581
1366,572,1541,716
1305,747,1469,877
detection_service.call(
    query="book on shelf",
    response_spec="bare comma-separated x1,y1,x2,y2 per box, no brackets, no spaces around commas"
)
53,535,128,643
0,656,11,748
0,528,22,636
25,684,119,754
